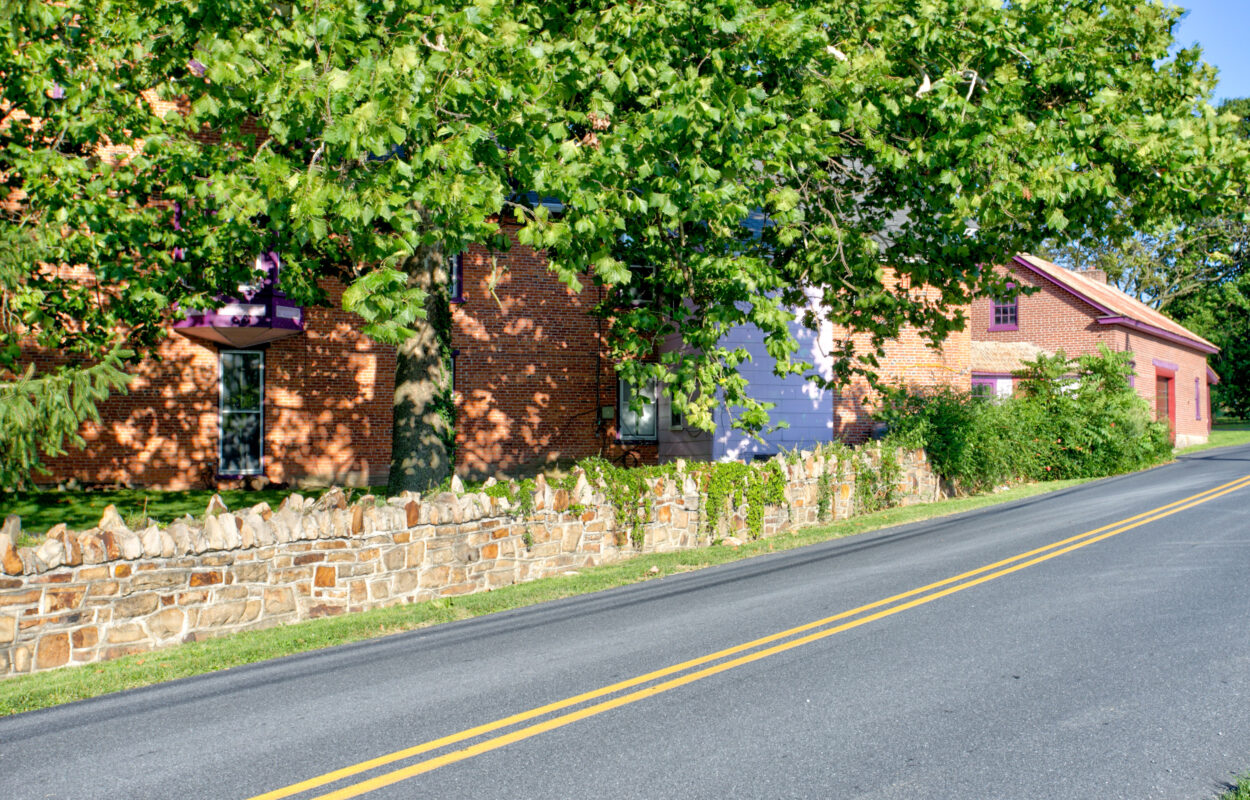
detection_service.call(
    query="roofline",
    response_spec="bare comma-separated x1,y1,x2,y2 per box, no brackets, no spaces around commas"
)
1009,255,1218,354
1207,365,1221,385
1096,316,1220,355
1009,254,1117,316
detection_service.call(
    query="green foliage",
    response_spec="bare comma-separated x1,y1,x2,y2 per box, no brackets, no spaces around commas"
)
1171,272,1250,419
481,477,536,547
817,463,834,523
4,0,1247,492
0,352,134,490
879,347,1171,493
853,444,904,515
691,459,787,540
578,458,677,548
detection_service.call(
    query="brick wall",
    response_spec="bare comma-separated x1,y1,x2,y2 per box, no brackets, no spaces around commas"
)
970,264,1120,356
32,279,396,489
971,263,1213,444
452,231,653,479
27,235,656,489
832,274,972,442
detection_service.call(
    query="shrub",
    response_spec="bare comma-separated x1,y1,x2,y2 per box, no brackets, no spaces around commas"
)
877,346,1171,492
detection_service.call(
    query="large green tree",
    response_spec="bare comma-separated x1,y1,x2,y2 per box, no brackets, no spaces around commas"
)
1040,95,1250,416
3,0,1247,491
1169,273,1250,418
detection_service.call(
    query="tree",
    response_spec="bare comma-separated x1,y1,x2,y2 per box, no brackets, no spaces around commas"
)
4,0,1248,491
1039,94,1250,415
1169,273,1250,418
1042,215,1250,310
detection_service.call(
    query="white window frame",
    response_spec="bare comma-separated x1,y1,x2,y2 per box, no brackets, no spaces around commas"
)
219,349,265,476
618,378,658,441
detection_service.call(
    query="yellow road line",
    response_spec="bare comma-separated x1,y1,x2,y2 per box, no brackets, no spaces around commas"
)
250,474,1250,800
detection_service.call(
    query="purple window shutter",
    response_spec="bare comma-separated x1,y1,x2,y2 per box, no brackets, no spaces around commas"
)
1195,378,1201,420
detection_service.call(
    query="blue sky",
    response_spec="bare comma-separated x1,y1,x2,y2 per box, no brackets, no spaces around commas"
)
1170,0,1250,101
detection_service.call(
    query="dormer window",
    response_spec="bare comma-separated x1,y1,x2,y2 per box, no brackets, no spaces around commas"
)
990,288,1018,331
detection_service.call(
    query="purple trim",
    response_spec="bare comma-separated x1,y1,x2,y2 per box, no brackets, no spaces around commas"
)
1097,316,1220,355
1151,357,1179,373
1128,360,1135,389
1012,256,1217,354
174,252,305,347
451,253,465,303
990,291,1018,331
971,372,1015,379
1195,377,1201,421
1207,365,1221,386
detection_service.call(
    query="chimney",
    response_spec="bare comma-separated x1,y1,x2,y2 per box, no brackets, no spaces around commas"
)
1082,268,1107,284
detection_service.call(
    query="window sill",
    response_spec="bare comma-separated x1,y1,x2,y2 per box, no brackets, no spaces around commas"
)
987,324,1019,332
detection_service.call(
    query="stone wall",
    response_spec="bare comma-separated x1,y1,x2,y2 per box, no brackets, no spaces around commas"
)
0,448,942,677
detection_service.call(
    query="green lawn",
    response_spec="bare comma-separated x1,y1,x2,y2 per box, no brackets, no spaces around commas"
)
0,485,378,545
1177,422,1250,456
0,477,1090,716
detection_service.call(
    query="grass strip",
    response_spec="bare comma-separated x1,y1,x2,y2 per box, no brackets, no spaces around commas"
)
1177,424,1250,456
0,477,1090,717
0,485,376,543
1219,775,1250,800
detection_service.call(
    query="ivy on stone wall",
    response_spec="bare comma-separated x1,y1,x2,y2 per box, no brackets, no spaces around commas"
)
852,444,903,515
691,460,788,540
579,458,677,549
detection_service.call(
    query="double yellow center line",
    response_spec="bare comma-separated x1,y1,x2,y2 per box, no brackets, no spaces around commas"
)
251,473,1250,800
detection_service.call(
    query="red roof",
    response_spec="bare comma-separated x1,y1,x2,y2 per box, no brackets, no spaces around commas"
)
1013,254,1219,354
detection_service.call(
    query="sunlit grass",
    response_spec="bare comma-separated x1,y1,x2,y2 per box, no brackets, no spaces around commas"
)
1218,775,1250,800
0,485,380,545
1177,423,1250,456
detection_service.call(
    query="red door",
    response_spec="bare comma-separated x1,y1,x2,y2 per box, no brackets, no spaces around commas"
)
1155,376,1174,439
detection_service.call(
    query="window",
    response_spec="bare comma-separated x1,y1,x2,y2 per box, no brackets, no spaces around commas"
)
617,263,657,307
970,379,995,400
618,378,658,440
989,294,1018,330
450,253,464,303
670,402,684,431
219,350,264,475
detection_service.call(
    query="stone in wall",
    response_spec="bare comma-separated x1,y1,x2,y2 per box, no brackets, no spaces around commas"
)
0,446,943,677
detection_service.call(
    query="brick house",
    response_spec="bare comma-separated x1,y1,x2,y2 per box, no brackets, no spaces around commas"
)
29,232,979,487
26,227,645,488
971,254,1219,447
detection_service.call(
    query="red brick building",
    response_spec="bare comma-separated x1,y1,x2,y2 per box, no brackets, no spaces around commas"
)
971,254,1218,447
28,230,660,489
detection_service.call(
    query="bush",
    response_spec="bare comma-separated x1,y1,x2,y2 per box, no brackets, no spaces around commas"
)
877,347,1171,493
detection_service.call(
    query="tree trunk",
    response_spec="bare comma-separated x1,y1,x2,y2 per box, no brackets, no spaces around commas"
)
387,244,453,495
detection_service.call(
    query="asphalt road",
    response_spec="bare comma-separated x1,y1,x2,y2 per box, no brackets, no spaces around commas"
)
2,445,1249,800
